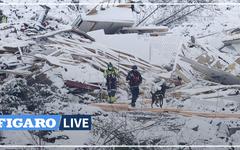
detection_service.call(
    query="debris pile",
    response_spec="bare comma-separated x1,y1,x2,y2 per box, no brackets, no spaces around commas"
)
1,1,240,146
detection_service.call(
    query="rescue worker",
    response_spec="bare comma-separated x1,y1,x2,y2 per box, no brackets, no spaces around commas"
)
104,62,118,103
0,10,7,23
126,65,142,107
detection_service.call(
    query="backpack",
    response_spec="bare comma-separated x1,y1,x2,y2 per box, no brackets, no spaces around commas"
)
131,71,141,85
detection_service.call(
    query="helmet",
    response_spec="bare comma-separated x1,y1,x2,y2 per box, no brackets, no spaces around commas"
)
132,65,137,70
108,62,113,70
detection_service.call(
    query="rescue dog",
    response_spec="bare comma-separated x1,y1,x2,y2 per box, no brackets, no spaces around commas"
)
151,90,164,108
150,83,168,108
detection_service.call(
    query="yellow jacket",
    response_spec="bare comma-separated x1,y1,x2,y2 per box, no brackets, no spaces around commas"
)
104,68,119,78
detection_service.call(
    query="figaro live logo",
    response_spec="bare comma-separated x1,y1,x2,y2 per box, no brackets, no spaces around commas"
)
0,115,91,130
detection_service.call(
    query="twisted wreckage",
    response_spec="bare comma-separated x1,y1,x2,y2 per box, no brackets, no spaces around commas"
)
2,2,240,146
1,5,240,112
0,5,171,94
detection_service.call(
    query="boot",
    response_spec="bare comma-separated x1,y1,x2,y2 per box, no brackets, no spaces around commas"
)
108,96,113,103
131,102,135,107
111,96,116,103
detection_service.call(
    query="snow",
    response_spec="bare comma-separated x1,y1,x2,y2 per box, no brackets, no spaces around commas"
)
88,29,184,66
83,7,134,23
2,0,240,147
42,62,105,84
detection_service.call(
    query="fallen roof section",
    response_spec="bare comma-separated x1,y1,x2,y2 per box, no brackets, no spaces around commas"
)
32,26,95,42
74,7,135,34
179,55,240,85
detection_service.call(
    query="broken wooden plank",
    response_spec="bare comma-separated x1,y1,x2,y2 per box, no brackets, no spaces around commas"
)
0,69,32,76
37,5,51,25
34,54,61,67
173,84,240,96
65,80,103,90
121,26,169,34
32,27,73,39
179,55,240,85
72,28,95,42
92,103,240,119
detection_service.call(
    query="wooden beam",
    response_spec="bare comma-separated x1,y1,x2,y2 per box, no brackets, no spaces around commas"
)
91,103,240,119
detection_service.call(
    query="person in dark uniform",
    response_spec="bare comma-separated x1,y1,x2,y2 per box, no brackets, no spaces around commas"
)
126,65,142,107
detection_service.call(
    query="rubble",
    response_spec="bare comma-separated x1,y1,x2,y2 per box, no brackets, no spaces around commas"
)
37,5,51,26
73,7,135,34
121,25,169,34
92,103,240,119
179,55,240,85
223,30,240,52
1,1,240,147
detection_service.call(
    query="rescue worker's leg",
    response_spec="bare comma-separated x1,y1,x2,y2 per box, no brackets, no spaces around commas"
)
107,88,113,103
110,89,117,103
107,85,114,103
130,86,139,107
108,89,117,103
130,87,134,106
109,81,117,103
107,81,115,103
135,86,139,101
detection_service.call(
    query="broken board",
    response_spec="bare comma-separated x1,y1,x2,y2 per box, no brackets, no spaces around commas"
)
92,103,240,119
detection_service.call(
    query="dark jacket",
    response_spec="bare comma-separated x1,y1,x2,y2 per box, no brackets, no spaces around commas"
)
126,70,142,87
104,68,118,89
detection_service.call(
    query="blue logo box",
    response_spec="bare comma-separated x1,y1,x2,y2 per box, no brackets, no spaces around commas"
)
0,115,91,130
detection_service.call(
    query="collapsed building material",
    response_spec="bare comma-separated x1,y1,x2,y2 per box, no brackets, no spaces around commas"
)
121,26,169,34
179,55,240,85
223,33,240,52
31,28,164,79
23,27,168,93
73,7,134,34
37,5,51,25
136,5,160,26
196,53,214,65
72,28,96,42
92,103,240,119
155,6,190,26
32,27,72,39
89,30,183,67
0,69,32,76
172,84,240,97
1,40,34,53
172,69,191,83
65,80,103,91
163,6,203,26
32,27,95,42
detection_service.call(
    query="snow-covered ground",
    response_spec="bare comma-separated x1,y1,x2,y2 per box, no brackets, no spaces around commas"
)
1,0,240,148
